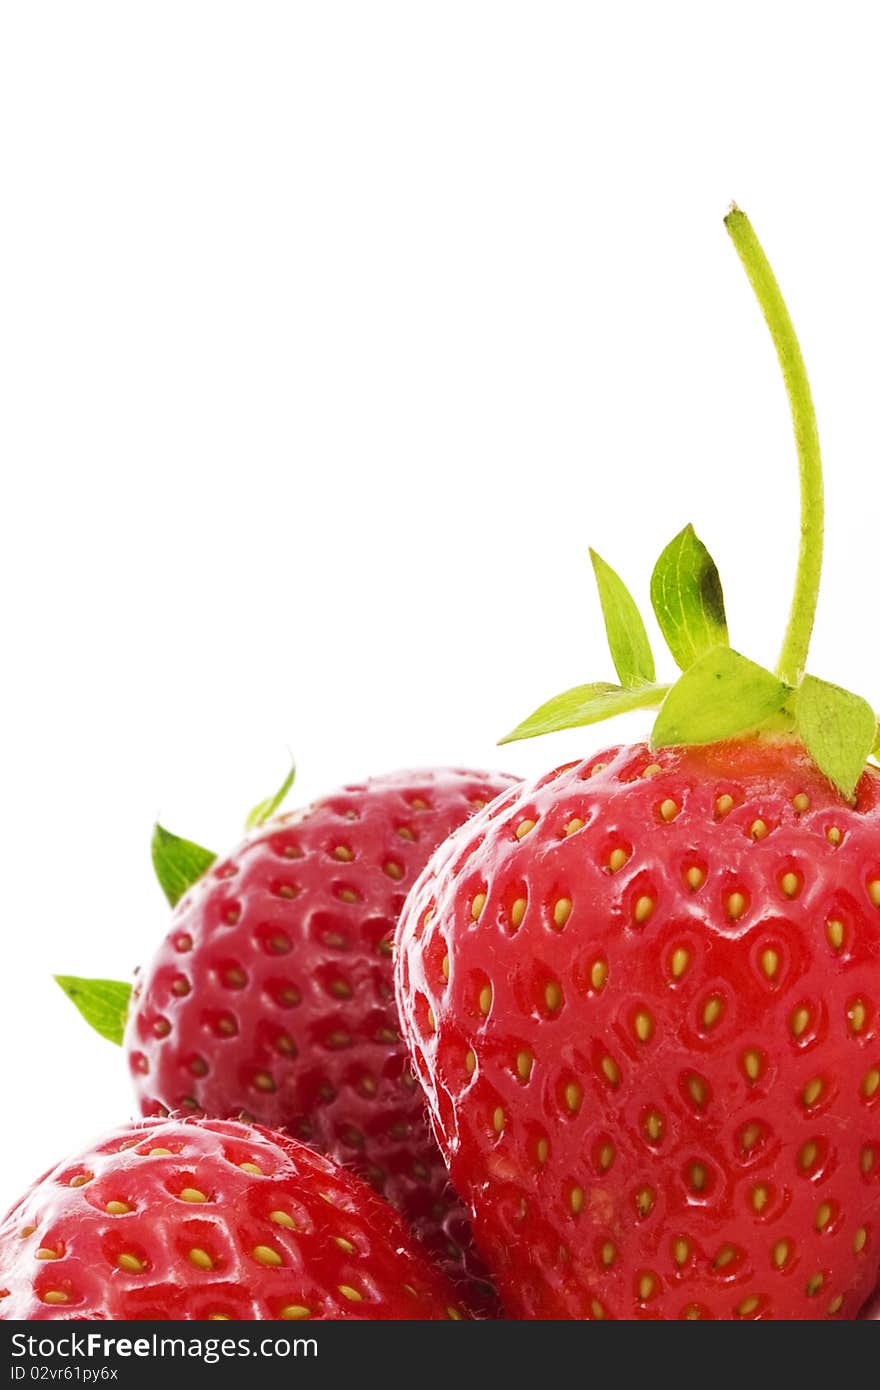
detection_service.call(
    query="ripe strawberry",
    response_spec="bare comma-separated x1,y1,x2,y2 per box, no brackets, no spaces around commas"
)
58,767,516,1312
395,209,880,1318
0,1117,465,1319
397,741,880,1319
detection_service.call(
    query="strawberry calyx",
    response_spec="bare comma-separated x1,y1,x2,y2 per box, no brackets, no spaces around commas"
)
501,207,878,800
57,761,299,1045
55,823,214,1047
244,757,296,829
151,823,216,908
53,975,131,1045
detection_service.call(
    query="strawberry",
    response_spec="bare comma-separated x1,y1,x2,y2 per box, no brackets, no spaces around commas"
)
398,742,880,1319
394,208,880,1319
0,1116,465,1319
57,766,516,1312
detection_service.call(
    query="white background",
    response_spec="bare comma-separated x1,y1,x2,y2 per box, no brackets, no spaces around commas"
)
2,2,880,1203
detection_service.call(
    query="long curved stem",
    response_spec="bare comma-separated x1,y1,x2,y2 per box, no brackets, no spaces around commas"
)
724,206,824,687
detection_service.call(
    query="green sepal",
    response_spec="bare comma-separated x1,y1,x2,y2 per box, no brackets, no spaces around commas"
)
650,524,728,670
54,976,132,1047
652,647,789,746
589,549,656,688
499,681,670,745
795,675,876,800
152,824,216,908
245,760,297,829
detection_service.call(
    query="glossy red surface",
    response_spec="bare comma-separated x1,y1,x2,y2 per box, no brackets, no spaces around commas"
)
397,741,880,1319
0,1117,464,1319
126,767,517,1310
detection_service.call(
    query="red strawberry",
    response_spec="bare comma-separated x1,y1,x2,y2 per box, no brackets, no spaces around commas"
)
0,1117,465,1320
397,742,880,1319
58,767,516,1312
395,208,880,1318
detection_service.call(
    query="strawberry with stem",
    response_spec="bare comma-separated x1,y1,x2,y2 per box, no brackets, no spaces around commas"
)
395,208,880,1319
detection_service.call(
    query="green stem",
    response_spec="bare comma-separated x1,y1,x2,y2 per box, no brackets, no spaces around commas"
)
724,206,824,687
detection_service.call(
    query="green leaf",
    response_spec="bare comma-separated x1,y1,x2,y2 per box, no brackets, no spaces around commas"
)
589,549,656,688
796,675,876,799
152,824,216,908
54,976,132,1046
245,760,297,829
652,647,788,746
499,681,670,745
650,524,729,671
